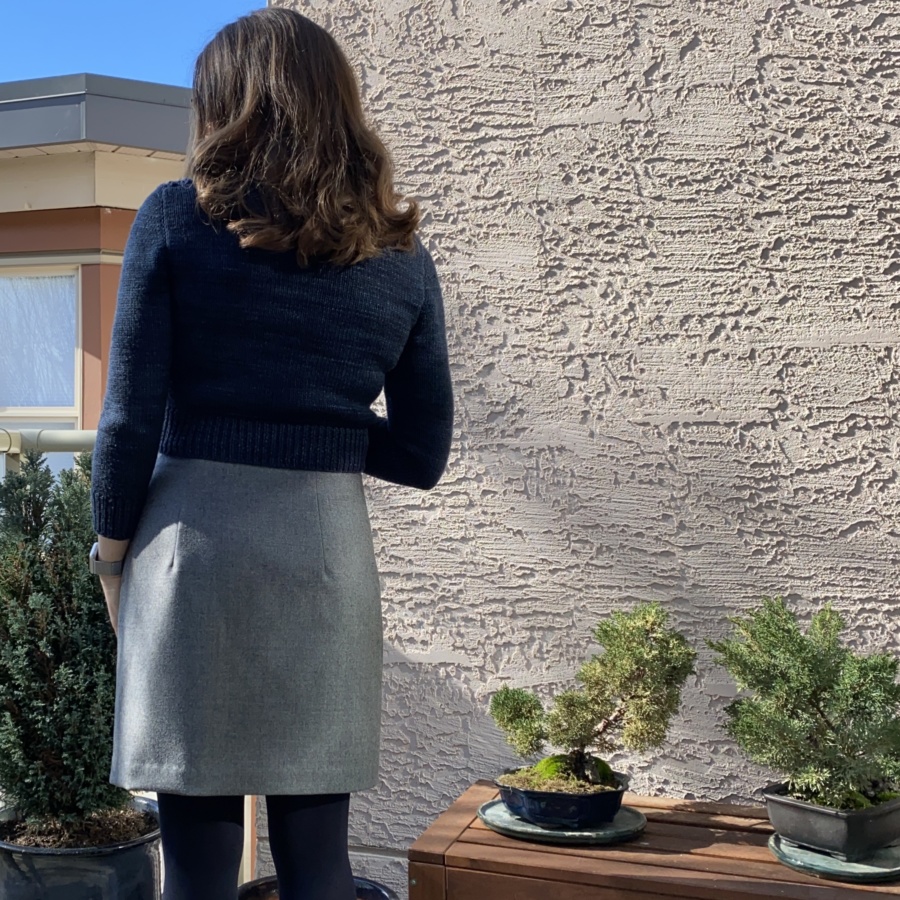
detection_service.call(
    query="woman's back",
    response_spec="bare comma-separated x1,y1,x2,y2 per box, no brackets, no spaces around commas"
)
165,178,430,424
92,179,452,540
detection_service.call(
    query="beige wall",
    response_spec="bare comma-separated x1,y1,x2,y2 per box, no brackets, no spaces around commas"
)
0,149,184,214
265,2,900,895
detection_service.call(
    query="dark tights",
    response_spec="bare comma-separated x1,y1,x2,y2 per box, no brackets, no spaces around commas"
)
155,791,355,900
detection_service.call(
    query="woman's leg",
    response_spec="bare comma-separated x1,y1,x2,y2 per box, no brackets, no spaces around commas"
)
155,791,245,900
265,792,355,900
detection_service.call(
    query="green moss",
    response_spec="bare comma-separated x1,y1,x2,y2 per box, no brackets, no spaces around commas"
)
842,790,872,810
532,755,573,781
497,768,615,794
523,753,617,791
586,755,616,786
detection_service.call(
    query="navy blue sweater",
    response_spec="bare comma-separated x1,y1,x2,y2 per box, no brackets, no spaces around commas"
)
91,178,453,540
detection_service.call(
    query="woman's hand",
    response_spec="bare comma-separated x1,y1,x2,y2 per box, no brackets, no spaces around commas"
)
99,574,122,638
96,536,130,639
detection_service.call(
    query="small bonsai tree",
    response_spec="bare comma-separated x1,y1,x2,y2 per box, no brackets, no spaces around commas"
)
708,596,900,810
489,602,697,792
0,451,140,846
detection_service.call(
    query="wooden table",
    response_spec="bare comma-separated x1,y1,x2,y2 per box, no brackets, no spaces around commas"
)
408,779,900,900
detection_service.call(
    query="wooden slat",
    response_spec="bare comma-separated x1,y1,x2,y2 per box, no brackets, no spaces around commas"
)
445,841,900,899
467,796,771,834
622,792,768,820
408,781,499,864
609,820,772,861
629,805,772,833
461,823,774,861
448,867,677,900
408,860,446,900
635,820,792,862
469,807,771,836
467,817,772,858
456,827,900,893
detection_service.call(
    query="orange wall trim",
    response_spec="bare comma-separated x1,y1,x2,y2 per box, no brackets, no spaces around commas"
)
0,207,136,255
80,264,122,429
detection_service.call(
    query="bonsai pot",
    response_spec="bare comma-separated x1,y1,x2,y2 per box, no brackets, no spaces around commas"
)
763,783,900,863
238,874,398,899
494,766,629,828
0,795,161,900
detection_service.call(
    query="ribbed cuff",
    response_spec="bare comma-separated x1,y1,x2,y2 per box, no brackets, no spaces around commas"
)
91,493,143,540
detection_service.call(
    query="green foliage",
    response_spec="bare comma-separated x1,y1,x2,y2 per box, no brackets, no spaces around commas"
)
0,451,131,825
708,597,900,810
544,689,599,752
489,685,547,758
577,602,698,754
489,602,697,782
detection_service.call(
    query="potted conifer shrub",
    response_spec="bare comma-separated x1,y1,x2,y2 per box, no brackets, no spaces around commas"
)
488,601,697,829
709,596,900,863
0,451,161,899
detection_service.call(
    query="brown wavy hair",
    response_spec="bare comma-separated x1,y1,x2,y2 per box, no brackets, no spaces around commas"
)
185,7,420,266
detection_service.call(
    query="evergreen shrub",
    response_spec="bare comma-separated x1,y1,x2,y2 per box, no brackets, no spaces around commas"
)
0,451,131,828
489,602,697,792
708,596,900,810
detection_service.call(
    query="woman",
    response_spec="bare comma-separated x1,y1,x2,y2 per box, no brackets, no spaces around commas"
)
89,8,453,900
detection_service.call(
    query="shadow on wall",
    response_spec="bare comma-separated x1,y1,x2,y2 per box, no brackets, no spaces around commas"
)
348,653,515,850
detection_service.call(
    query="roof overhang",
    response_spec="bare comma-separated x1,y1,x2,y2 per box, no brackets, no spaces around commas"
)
0,73,191,156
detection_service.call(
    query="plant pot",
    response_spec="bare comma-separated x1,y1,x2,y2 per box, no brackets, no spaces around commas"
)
238,874,398,899
0,795,161,899
763,783,900,863
494,767,629,829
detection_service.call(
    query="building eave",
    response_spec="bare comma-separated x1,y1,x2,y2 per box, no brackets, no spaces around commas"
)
0,73,191,156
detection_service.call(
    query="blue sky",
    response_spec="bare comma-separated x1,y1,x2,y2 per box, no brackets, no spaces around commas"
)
0,0,265,88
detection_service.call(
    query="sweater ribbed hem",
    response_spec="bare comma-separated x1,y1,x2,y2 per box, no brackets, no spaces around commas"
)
159,406,369,472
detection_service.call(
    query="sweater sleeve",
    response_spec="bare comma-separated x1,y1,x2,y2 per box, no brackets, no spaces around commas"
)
91,185,172,539
364,241,454,489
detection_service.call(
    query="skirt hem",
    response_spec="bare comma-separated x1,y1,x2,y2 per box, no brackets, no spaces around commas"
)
110,764,380,796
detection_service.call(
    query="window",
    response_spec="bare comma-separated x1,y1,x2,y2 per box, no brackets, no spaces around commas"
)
0,267,80,476
0,270,79,413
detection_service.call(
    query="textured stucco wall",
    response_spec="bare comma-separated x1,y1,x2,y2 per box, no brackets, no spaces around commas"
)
262,1,900,895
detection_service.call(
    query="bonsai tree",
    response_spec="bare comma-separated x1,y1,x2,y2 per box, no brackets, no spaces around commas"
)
489,601,697,792
0,451,150,847
708,596,900,810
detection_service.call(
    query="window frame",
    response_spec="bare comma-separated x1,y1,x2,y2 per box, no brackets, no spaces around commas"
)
0,263,82,427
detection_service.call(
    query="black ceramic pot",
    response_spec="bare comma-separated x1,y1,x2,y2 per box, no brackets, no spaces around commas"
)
0,794,161,900
238,874,399,899
763,783,900,863
494,767,629,828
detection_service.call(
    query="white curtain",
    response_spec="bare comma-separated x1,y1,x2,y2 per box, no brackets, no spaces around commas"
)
0,274,77,408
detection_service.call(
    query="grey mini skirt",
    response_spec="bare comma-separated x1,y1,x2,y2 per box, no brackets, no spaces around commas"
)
110,454,383,796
